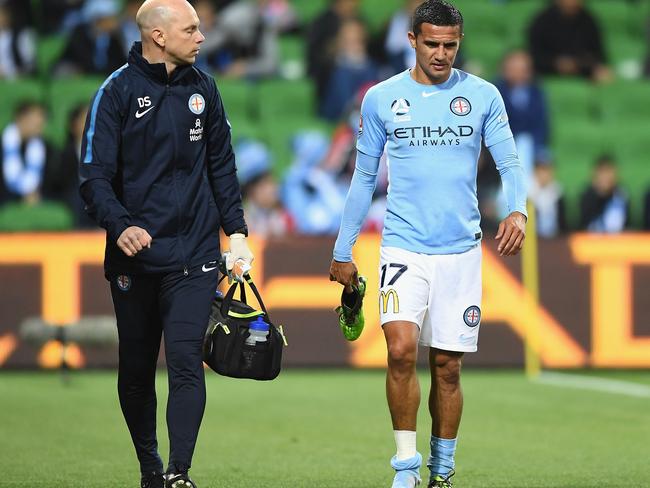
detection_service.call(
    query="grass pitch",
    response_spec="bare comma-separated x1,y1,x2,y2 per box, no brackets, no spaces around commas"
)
0,369,648,487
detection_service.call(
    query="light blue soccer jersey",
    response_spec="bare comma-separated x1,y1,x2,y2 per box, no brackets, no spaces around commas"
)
354,68,524,255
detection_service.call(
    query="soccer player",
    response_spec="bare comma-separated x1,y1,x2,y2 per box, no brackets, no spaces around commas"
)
329,1,527,487
79,1,253,487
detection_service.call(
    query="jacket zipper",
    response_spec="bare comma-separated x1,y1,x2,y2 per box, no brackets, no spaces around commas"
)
165,83,189,276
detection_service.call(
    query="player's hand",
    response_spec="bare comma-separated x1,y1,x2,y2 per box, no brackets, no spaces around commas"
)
117,226,152,257
329,259,359,293
227,233,254,270
495,211,526,257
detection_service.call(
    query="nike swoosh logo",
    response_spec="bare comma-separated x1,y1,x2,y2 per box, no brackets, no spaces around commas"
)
422,91,441,98
135,106,155,118
202,262,218,272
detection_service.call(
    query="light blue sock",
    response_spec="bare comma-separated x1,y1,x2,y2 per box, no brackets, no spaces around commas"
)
427,435,457,477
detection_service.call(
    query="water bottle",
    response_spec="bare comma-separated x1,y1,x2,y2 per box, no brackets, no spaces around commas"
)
245,316,269,346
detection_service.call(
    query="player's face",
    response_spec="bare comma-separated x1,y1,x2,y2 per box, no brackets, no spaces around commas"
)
164,4,205,66
408,24,462,84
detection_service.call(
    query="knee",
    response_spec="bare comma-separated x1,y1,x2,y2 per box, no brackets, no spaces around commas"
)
387,342,417,372
434,355,462,386
165,340,204,379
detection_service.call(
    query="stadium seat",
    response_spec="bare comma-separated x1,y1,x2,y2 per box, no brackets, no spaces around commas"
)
597,80,650,122
259,116,334,174
36,35,67,79
258,79,316,122
291,0,329,25
0,202,73,232
544,78,600,122
218,79,260,122
0,79,45,129
45,77,104,147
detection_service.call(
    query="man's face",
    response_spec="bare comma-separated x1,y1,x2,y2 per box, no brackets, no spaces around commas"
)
503,50,532,86
408,23,462,83
161,3,205,66
556,0,582,15
594,164,617,194
18,107,46,139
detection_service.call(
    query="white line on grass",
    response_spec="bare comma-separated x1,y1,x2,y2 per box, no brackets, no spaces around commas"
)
534,371,650,398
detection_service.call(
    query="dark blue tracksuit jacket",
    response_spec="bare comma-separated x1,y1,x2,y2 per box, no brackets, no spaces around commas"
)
80,42,246,274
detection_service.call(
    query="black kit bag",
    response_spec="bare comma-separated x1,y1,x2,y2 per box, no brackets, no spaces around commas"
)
202,273,287,380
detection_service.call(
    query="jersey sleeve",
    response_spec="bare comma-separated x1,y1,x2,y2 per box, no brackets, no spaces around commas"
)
356,87,387,158
79,85,133,242
482,84,514,148
206,77,246,235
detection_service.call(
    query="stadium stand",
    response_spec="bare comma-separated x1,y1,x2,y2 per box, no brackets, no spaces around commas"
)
0,0,647,230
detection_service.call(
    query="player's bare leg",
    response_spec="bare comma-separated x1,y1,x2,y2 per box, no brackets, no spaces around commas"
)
384,321,422,487
384,321,421,430
427,348,464,486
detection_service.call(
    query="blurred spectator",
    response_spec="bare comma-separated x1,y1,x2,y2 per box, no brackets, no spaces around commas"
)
120,0,141,56
0,102,50,205
1,0,33,31
55,0,126,76
320,19,378,121
282,131,347,234
383,0,420,74
580,155,629,232
235,139,292,237
322,84,388,230
495,50,549,165
260,0,299,34
528,161,567,238
528,0,611,82
0,3,36,78
197,0,279,79
40,0,85,34
306,0,363,103
43,103,95,227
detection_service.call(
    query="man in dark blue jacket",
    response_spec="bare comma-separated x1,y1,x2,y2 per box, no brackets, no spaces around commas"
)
79,1,253,487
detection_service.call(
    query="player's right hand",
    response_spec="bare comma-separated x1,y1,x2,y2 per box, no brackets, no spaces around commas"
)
117,226,152,257
329,259,359,294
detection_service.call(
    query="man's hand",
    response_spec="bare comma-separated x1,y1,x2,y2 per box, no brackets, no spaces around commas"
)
329,259,359,293
495,211,526,256
227,233,254,270
117,226,152,257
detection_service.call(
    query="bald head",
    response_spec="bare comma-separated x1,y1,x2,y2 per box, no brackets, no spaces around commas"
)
136,0,193,34
136,0,204,72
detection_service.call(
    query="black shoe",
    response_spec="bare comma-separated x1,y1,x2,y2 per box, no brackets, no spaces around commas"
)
165,472,197,488
141,472,165,488
428,469,455,487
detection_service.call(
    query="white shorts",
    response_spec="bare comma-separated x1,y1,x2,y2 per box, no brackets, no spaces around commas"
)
378,245,482,352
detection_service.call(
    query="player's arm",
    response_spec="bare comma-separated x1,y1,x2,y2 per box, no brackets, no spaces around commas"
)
79,86,151,257
482,84,527,257
330,86,386,289
330,150,381,289
488,137,527,256
205,78,252,268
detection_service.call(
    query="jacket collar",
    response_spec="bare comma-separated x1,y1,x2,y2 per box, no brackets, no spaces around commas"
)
128,42,194,84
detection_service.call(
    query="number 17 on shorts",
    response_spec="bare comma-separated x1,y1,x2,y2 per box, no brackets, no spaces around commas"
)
378,245,482,352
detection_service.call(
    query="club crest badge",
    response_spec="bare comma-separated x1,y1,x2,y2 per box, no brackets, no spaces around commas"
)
188,93,205,115
116,275,131,292
450,96,471,116
463,305,481,327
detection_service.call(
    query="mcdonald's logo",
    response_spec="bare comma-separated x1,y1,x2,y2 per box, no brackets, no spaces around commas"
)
380,289,400,314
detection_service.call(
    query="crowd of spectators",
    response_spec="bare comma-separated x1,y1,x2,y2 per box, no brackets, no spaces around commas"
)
0,0,648,236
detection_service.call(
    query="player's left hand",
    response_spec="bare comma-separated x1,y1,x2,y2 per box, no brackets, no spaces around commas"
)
495,211,526,257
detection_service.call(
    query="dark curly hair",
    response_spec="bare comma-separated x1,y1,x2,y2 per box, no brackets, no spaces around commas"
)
412,0,463,36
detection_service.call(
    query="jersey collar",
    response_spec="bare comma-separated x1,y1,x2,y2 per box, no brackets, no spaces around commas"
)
128,42,194,85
